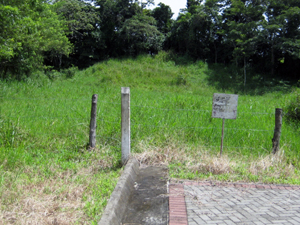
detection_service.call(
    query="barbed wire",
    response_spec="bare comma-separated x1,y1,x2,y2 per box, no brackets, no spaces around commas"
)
131,104,274,115
2,115,90,121
130,123,272,132
202,146,271,151
0,96,91,101
1,96,274,115
4,128,267,151
18,132,122,143
131,105,211,112
1,116,273,132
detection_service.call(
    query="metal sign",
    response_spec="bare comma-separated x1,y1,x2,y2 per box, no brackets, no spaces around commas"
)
212,93,238,119
212,93,238,156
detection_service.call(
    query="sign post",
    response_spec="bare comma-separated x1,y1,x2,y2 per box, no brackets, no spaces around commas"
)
212,93,238,156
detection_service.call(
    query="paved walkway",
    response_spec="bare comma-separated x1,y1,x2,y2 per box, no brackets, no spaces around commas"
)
169,181,300,225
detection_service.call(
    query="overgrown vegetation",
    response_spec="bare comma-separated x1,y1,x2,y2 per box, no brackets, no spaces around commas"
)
0,53,300,223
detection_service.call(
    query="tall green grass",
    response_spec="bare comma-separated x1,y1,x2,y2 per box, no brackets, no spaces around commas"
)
0,52,300,223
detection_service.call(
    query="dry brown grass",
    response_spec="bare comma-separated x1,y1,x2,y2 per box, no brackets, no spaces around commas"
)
248,151,295,178
133,140,296,182
0,169,88,224
134,140,234,173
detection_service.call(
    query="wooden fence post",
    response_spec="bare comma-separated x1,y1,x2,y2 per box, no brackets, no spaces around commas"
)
89,94,98,149
272,108,282,154
220,118,225,157
121,87,130,165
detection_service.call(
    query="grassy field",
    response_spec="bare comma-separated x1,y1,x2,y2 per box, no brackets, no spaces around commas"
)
0,52,300,224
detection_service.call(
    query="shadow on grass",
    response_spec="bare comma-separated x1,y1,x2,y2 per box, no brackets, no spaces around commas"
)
206,63,292,95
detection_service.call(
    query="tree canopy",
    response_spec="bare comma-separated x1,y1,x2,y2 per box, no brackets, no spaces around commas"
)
1,0,300,81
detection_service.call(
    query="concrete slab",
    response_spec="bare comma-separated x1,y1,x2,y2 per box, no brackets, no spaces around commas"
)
98,158,139,225
122,166,169,225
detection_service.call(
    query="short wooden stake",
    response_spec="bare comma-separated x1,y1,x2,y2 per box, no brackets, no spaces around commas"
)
272,108,282,154
121,87,130,165
89,94,98,149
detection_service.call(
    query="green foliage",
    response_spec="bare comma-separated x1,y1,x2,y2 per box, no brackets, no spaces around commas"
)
51,0,100,68
0,0,72,79
54,0,98,33
120,14,165,55
0,5,20,60
167,0,300,80
151,3,173,34
2,0,300,80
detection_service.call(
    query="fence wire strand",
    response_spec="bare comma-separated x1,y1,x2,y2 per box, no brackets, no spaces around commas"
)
1,96,274,115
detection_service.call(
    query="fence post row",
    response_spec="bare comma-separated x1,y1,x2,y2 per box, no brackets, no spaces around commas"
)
272,108,282,154
121,87,131,165
89,94,98,149
88,92,280,158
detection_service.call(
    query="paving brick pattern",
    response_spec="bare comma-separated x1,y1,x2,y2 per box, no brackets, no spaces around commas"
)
169,184,188,225
169,182,300,225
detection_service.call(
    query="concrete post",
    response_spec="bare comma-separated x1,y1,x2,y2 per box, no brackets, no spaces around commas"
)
121,87,130,165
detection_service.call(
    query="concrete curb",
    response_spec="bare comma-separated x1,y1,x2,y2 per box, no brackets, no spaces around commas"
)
98,158,140,225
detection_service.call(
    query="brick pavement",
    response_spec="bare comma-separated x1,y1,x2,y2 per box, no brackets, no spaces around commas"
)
169,181,300,225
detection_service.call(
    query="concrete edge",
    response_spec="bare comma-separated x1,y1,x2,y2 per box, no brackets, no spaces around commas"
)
98,157,140,225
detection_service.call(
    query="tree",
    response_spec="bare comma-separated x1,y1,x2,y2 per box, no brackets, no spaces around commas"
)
0,0,71,79
94,0,142,57
204,0,223,63
221,0,266,86
119,14,164,55
263,0,300,79
51,0,100,68
169,2,217,60
151,3,173,34
151,2,173,49
186,0,202,14
169,12,193,54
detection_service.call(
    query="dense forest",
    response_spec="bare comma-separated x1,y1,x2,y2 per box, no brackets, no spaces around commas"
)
1,0,300,81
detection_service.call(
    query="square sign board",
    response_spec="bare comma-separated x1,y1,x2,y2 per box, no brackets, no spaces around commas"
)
212,93,238,119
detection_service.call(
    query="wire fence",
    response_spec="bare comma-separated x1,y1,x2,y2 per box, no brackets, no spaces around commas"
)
0,96,275,113
0,96,277,151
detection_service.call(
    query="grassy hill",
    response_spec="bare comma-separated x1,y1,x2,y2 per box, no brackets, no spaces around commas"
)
0,52,299,224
